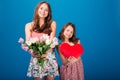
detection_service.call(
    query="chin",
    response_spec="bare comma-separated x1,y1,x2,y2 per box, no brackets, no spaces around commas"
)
39,15,46,18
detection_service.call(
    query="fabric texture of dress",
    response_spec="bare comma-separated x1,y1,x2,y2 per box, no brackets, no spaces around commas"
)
27,32,59,78
60,43,84,80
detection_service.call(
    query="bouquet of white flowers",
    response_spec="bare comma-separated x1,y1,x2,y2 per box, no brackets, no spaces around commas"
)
18,34,58,67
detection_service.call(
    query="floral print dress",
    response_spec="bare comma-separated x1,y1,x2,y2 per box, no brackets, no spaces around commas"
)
27,32,59,78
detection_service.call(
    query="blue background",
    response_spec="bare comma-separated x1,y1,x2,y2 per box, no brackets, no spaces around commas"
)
0,0,120,80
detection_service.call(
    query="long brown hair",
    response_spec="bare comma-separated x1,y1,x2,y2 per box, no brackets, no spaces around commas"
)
32,1,52,35
59,22,79,44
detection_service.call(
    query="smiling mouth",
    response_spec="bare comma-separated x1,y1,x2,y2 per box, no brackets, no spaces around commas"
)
41,14,45,16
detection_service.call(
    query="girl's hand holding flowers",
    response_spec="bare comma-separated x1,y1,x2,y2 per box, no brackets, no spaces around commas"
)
18,34,58,68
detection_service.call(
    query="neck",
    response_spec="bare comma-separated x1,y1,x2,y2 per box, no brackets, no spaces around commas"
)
39,18,45,27
64,39,69,43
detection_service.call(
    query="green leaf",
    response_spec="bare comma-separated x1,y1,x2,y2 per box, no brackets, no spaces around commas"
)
37,58,45,68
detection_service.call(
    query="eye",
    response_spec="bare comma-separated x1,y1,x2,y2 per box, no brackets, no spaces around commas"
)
45,9,48,12
71,31,73,34
39,7,43,10
66,29,69,32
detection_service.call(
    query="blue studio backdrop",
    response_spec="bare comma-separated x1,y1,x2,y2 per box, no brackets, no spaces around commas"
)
0,0,120,80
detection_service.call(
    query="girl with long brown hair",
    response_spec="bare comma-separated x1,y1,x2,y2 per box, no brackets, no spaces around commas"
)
25,1,59,80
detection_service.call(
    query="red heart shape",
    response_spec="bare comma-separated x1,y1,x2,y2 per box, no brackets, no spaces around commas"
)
60,43,84,58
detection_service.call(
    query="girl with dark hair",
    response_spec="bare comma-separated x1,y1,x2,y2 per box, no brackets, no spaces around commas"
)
25,1,59,80
58,22,84,80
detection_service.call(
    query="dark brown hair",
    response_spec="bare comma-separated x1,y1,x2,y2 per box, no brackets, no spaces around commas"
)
32,1,52,35
59,22,79,44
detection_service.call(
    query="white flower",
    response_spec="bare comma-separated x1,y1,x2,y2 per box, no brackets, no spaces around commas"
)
26,41,32,46
40,34,49,42
30,37,39,43
40,36,45,42
43,34,49,40
45,39,52,45
40,34,46,42
18,36,59,68
50,43,55,48
52,37,58,45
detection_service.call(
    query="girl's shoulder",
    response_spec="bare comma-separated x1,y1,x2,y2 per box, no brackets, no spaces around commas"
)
59,42,65,46
58,42,69,48
77,40,80,44
25,22,34,30
51,20,56,27
51,20,56,24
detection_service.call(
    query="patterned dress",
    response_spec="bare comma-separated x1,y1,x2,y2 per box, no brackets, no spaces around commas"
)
59,43,84,80
27,32,59,78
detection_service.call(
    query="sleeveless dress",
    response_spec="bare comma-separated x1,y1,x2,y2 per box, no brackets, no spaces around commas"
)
27,32,59,78
59,43,84,80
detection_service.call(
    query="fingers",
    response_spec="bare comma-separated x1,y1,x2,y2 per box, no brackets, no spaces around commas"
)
32,52,48,61
41,54,47,58
67,56,78,64
41,54,48,60
46,48,53,54
32,53,40,58
33,54,40,58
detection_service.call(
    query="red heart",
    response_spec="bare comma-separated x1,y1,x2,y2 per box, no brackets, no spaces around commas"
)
60,43,84,58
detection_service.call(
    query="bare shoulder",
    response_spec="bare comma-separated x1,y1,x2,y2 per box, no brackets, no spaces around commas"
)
77,40,81,44
25,22,33,30
51,21,56,25
51,21,56,28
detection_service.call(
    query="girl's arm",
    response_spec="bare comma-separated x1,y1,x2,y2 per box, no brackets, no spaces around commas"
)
25,22,39,57
49,21,56,39
25,22,32,41
67,56,80,64
57,45,69,65
59,53,69,65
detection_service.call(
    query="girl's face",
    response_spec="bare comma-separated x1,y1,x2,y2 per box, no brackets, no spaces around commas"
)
63,25,74,40
38,3,49,18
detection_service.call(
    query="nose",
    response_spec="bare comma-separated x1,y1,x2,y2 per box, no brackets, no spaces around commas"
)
68,32,71,34
41,10,45,13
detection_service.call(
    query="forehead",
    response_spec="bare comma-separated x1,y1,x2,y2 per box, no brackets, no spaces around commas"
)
65,25,73,30
40,3,49,9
